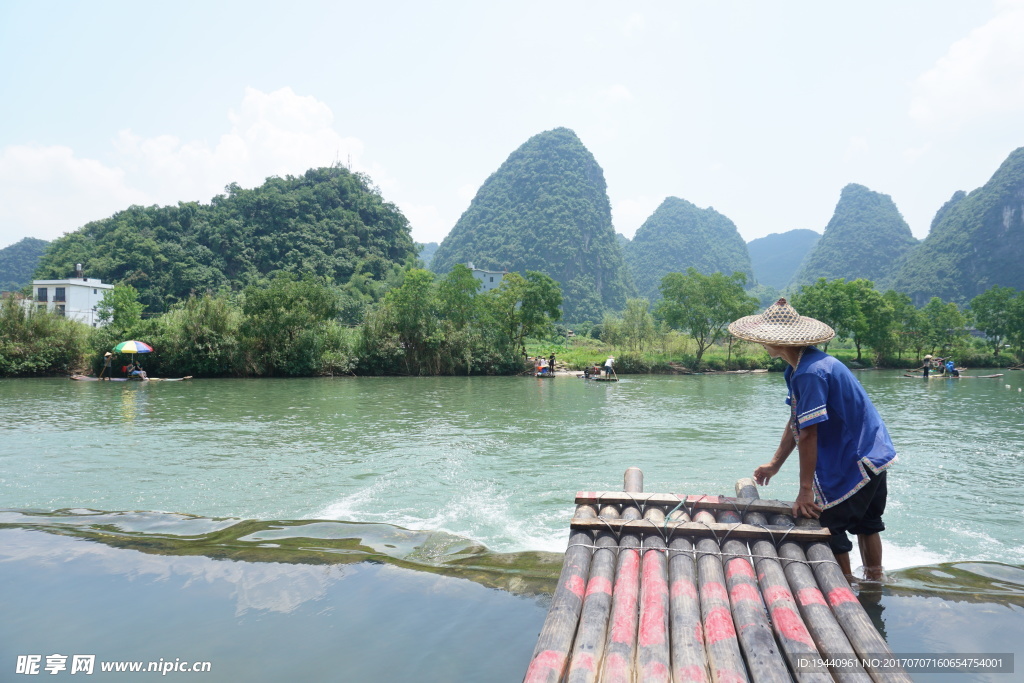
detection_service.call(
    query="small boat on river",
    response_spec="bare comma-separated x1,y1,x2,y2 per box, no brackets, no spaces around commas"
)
902,373,1003,379
70,375,193,382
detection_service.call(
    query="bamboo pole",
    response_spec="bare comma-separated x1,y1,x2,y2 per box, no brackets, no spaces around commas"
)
523,503,598,683
600,470,644,682
732,479,847,683
694,508,749,683
769,513,911,683
666,503,710,682
576,492,796,516
717,508,792,683
804,541,912,683
567,504,621,683
569,518,830,542
637,507,671,682
773,539,871,683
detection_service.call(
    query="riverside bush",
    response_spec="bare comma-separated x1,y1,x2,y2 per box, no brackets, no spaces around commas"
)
0,298,90,376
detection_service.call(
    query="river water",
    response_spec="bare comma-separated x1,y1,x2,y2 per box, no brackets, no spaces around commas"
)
2,371,1023,680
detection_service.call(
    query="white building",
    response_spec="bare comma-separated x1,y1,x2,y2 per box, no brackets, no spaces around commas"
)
31,268,113,327
466,262,507,292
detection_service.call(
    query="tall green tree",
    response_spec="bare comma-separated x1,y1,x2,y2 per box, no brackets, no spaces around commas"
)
790,278,858,346
484,271,562,358
620,298,656,353
96,283,145,339
656,268,758,365
1007,295,1024,360
970,285,1019,356
240,272,341,375
846,279,894,362
921,297,970,356
382,269,442,375
881,290,918,359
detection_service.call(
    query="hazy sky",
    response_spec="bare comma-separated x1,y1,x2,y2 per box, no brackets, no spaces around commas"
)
2,1,1023,251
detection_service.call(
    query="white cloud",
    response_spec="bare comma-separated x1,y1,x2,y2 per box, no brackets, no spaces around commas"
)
0,87,378,249
910,1,1024,128
0,145,149,247
622,13,646,39
115,86,369,203
844,135,869,162
602,84,634,103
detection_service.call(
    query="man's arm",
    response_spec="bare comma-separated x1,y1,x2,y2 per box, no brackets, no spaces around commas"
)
792,422,822,519
753,421,797,486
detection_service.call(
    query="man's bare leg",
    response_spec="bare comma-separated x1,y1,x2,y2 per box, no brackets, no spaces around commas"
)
858,533,884,581
834,551,856,583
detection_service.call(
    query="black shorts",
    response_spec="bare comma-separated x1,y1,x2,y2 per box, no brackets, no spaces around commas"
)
819,469,887,554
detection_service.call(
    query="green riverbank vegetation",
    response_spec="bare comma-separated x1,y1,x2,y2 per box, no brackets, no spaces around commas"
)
3,268,1022,378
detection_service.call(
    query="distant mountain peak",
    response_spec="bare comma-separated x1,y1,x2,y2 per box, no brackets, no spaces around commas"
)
624,196,752,302
792,183,917,290
430,128,633,321
894,146,1024,304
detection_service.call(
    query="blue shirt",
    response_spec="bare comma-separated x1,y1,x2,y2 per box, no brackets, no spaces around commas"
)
785,347,897,508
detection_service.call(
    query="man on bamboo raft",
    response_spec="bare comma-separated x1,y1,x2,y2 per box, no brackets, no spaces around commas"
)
728,298,897,583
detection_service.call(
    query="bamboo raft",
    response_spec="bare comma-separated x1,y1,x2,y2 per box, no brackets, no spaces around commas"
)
524,468,910,683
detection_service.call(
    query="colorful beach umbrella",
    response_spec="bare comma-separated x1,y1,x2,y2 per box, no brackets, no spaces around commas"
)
113,340,153,354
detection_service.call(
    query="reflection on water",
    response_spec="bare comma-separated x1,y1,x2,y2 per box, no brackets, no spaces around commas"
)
0,528,545,682
1,511,1023,682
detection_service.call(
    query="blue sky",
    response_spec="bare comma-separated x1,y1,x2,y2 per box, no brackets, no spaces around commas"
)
2,0,1023,250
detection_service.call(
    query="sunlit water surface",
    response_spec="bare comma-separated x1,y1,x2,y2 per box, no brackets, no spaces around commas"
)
2,371,1023,680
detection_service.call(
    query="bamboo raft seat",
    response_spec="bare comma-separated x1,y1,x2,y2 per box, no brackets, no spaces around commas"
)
524,467,910,683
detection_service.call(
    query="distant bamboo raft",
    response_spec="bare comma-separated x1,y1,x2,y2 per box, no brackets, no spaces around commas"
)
523,467,910,683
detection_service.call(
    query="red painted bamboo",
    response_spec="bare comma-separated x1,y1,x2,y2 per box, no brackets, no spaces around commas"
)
717,509,791,682
637,507,671,682
523,503,597,683
768,513,911,683
600,487,643,681
567,505,621,683
731,480,846,683
804,542,912,683
693,508,749,683
666,505,710,682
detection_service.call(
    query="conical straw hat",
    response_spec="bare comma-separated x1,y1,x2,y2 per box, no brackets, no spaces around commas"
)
728,298,835,346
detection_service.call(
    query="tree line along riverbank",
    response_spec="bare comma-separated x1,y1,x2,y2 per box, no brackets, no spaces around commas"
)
2,266,1021,378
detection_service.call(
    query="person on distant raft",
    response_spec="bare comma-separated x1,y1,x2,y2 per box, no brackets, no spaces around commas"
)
549,353,556,375
128,361,149,380
728,298,897,583
921,354,932,378
946,359,960,377
603,356,615,377
99,352,113,380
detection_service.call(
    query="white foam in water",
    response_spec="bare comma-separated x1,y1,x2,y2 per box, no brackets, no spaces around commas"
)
312,475,571,554
877,541,948,571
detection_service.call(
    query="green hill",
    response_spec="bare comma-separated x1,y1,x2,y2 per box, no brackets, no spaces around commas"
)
417,242,439,268
624,197,753,302
747,229,820,291
34,166,416,312
429,128,633,322
894,147,1024,304
792,183,918,290
0,237,49,293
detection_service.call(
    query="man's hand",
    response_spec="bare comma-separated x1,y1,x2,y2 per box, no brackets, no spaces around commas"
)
792,488,822,519
753,462,779,486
